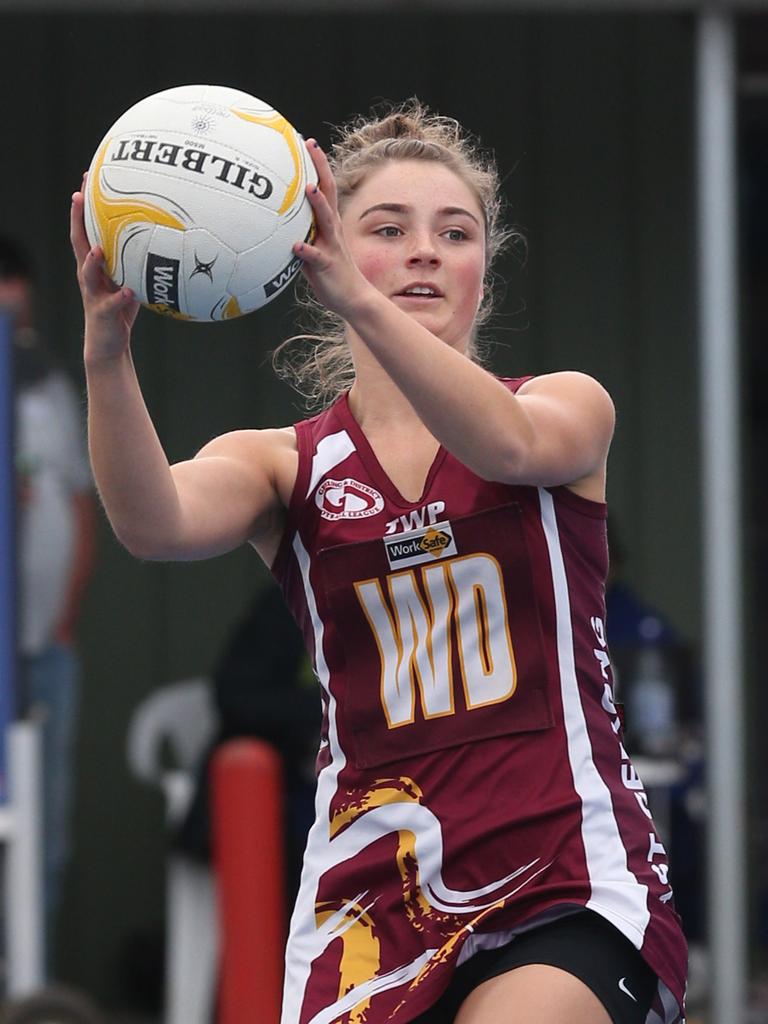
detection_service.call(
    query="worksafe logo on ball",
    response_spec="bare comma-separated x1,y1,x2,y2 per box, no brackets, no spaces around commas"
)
315,478,384,521
264,252,302,298
146,253,180,311
384,521,458,569
265,221,316,298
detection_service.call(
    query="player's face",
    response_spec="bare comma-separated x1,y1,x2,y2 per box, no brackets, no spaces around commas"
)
340,160,486,352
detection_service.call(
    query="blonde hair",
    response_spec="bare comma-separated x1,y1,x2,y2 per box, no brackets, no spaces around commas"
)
273,98,521,410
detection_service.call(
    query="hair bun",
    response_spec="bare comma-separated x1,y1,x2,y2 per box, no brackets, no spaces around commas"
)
331,98,464,161
388,111,417,138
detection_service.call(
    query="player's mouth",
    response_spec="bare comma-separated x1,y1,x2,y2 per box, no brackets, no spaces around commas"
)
394,282,444,301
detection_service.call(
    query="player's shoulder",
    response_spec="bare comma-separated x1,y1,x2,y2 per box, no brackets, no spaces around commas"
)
194,427,299,512
517,370,614,413
516,370,609,395
194,426,298,477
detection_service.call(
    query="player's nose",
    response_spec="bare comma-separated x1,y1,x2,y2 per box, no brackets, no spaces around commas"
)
405,233,440,267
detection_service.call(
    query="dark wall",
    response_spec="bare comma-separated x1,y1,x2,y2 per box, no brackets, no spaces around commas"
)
0,10,697,1006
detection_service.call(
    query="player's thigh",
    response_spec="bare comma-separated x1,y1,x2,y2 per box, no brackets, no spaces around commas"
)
454,963,611,1024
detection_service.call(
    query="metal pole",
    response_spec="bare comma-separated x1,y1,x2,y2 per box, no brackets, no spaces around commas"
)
696,9,747,1023
0,310,15,804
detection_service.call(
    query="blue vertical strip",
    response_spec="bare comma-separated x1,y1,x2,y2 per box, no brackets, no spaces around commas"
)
0,312,15,804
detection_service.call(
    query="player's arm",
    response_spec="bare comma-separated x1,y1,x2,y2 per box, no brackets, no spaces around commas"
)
296,145,613,488
85,323,288,562
71,178,284,562
502,371,615,486
166,430,291,560
349,311,612,487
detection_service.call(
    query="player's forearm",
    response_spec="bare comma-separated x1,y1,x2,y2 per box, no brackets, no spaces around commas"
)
348,292,534,480
85,347,184,557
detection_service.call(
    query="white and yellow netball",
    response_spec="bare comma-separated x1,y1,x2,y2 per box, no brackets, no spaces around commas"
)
83,85,317,321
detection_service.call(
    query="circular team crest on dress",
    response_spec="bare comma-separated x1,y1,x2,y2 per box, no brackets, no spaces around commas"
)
315,478,385,521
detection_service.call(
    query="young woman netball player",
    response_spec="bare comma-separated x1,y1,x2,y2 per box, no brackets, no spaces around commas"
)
70,101,687,1024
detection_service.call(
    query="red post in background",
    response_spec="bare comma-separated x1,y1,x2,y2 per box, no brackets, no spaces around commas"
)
212,739,285,1024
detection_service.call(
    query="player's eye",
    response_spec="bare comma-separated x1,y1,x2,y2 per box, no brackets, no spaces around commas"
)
375,225,403,238
443,228,467,242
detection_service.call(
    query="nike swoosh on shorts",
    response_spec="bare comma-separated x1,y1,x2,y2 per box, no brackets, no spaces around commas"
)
618,977,638,1002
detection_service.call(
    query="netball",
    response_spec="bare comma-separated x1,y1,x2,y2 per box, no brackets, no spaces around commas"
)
83,85,317,321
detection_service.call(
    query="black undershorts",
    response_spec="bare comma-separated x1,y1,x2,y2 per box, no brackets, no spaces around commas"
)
411,910,658,1024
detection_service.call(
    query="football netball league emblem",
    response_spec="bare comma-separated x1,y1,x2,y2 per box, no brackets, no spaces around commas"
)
315,478,384,521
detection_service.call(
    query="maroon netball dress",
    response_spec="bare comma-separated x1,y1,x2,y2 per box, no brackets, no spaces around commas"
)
270,376,687,1024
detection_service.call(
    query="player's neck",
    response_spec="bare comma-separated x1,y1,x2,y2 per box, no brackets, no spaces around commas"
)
347,372,431,440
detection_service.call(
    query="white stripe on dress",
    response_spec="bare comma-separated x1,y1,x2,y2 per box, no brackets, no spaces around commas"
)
280,533,348,1024
306,429,356,499
658,980,684,1024
537,487,651,948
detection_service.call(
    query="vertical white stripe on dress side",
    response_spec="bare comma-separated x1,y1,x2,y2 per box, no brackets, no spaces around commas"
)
280,533,347,1024
537,488,651,948
658,980,684,1024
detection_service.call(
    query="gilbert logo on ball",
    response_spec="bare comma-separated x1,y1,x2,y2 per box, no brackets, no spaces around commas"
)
83,85,317,321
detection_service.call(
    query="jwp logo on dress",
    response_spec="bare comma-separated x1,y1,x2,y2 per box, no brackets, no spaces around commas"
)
315,478,384,521
384,500,446,536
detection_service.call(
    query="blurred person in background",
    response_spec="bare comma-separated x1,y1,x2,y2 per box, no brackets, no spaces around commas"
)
605,520,701,756
0,237,97,977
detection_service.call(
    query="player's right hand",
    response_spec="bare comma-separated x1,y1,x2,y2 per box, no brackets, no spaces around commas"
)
70,173,140,364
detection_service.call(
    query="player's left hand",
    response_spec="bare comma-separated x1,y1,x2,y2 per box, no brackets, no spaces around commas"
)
295,141,374,322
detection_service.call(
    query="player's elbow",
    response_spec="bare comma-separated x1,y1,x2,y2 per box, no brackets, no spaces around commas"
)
483,438,580,488
470,444,530,486
484,438,538,485
113,523,180,562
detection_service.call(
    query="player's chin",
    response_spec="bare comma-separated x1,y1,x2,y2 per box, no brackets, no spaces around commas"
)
398,305,445,330
405,310,468,347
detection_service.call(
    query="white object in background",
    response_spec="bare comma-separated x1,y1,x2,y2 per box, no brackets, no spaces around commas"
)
126,679,219,1024
126,677,217,785
627,644,677,758
0,719,44,994
164,855,218,1024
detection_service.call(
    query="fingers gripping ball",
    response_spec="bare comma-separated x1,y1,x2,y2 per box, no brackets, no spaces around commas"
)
83,85,317,322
